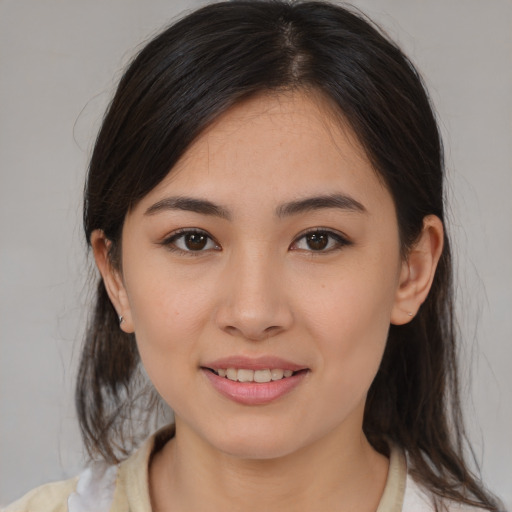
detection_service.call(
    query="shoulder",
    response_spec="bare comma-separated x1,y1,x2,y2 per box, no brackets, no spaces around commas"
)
2,461,119,512
2,426,173,512
2,477,78,512
403,473,490,512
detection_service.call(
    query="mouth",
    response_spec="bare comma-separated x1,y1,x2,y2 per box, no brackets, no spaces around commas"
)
204,367,304,383
200,358,309,405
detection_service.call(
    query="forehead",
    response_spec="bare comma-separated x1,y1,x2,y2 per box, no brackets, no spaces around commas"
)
177,92,366,177
133,91,393,218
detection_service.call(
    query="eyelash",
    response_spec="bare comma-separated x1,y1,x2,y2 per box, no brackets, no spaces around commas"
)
160,228,221,256
290,228,352,253
160,228,351,255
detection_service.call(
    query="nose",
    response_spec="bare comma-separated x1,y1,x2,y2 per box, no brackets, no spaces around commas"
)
214,246,293,341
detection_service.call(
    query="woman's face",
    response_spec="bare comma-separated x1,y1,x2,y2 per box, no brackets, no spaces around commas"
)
115,92,408,459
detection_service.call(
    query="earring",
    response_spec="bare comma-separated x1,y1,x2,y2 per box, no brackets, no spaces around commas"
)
119,315,124,325
408,312,414,317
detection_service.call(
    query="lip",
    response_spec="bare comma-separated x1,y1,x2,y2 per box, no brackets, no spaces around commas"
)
200,356,309,406
202,368,308,405
202,355,306,372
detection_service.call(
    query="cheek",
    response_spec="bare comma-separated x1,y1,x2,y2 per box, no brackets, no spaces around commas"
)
303,257,399,397
124,277,214,413
121,256,217,383
124,249,213,331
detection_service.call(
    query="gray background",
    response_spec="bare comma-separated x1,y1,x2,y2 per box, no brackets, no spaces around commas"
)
1,0,511,507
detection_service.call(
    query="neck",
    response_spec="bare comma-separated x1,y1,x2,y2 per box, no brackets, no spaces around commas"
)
149,418,389,512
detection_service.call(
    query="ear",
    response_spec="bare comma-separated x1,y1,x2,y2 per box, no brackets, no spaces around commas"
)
90,229,134,333
391,215,444,325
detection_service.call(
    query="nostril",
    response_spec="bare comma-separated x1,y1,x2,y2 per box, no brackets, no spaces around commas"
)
224,325,240,337
215,295,293,340
222,324,281,342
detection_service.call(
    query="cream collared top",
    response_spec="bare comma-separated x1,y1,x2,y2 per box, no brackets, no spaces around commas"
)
3,427,484,512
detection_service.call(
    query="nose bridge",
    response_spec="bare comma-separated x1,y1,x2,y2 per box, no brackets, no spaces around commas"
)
215,241,292,340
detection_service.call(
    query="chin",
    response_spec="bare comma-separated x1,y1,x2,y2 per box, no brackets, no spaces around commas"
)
202,418,307,460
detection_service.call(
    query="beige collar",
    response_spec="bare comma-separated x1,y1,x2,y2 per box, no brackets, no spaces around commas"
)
376,444,407,512
114,426,407,512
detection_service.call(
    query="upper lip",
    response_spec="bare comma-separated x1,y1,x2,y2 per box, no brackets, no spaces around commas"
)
202,356,307,372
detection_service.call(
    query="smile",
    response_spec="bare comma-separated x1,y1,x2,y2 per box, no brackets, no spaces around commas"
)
211,368,295,382
201,364,309,405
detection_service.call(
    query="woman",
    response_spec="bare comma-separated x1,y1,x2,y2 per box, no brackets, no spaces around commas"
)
4,1,503,511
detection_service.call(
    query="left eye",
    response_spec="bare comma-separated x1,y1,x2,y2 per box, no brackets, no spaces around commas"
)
164,230,220,252
291,230,349,252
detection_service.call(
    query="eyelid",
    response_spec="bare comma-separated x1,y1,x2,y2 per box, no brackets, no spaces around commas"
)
290,227,352,252
158,227,350,255
159,228,221,255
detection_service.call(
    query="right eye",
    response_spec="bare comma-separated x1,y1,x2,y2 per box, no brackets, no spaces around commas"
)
162,229,221,254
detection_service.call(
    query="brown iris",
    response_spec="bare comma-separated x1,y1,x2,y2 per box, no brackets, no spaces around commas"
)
184,232,208,250
306,232,329,250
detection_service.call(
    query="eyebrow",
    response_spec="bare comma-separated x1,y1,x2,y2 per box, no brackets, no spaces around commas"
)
145,193,366,219
145,196,231,220
276,194,366,218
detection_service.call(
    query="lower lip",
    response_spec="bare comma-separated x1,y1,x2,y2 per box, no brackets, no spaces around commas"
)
202,369,308,405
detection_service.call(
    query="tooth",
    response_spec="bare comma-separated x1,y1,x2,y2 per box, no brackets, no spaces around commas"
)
271,369,284,380
237,369,254,382
254,369,272,383
226,368,238,381
221,368,293,382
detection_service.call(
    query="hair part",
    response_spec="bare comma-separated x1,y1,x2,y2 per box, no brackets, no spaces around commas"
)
77,2,500,510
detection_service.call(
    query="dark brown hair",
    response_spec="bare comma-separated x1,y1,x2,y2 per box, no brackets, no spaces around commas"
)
77,1,501,509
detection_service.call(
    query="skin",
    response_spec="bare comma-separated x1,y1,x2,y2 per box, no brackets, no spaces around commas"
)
93,91,443,512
